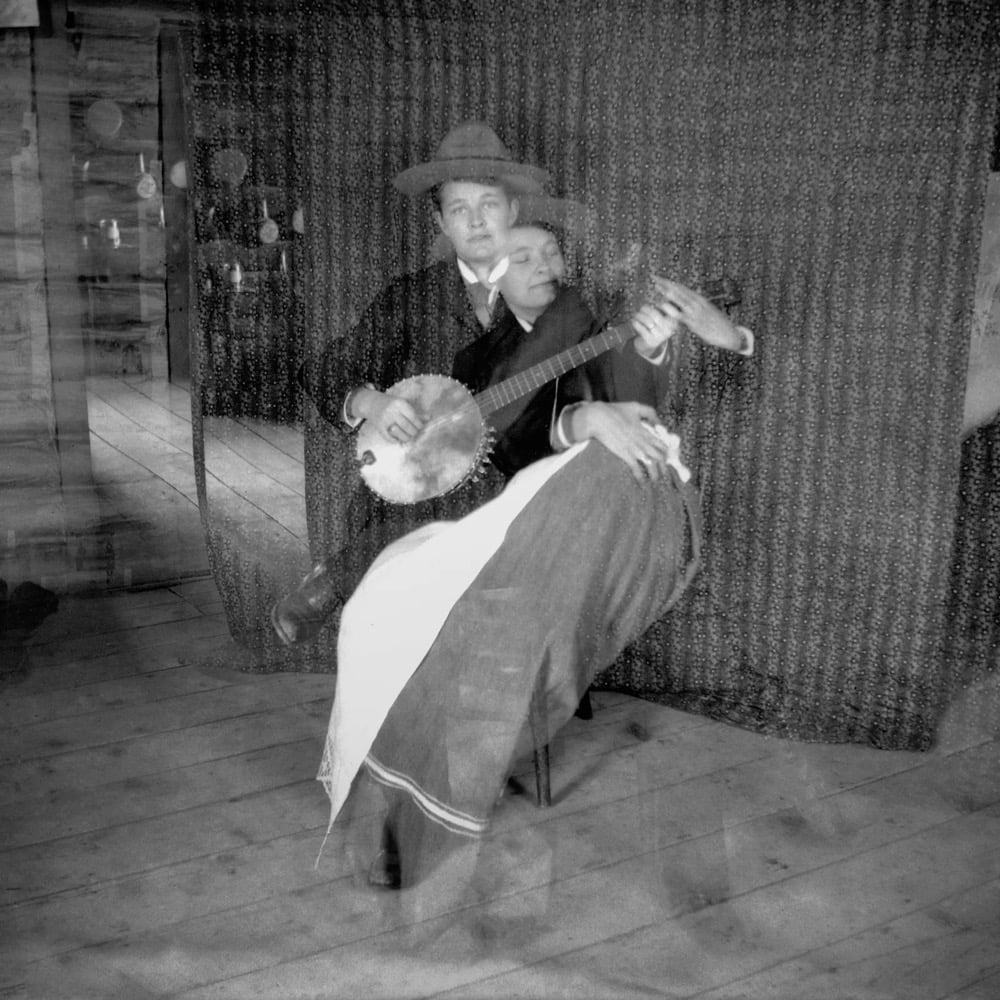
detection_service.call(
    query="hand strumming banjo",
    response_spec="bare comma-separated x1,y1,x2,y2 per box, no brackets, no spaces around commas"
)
355,278,740,504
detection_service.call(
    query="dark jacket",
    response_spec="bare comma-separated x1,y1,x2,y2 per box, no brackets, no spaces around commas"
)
452,285,610,478
310,259,502,425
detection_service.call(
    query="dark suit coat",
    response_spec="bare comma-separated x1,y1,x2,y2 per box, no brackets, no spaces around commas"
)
306,261,512,590
310,259,500,426
451,285,610,478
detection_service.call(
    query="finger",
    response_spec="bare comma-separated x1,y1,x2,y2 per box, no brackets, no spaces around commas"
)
636,302,671,326
387,407,424,435
643,437,672,461
651,276,679,299
629,313,657,342
631,310,675,351
652,279,688,312
649,316,678,342
641,303,670,325
383,394,422,421
651,452,670,478
634,441,670,470
382,417,418,443
632,419,673,459
656,299,683,321
635,453,663,482
393,416,423,437
393,402,426,429
602,435,654,482
653,275,689,299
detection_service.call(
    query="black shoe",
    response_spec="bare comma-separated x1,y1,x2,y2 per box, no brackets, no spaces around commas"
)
270,561,342,646
367,847,401,890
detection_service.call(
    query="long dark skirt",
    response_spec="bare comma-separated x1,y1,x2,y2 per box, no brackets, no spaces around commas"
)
360,442,702,887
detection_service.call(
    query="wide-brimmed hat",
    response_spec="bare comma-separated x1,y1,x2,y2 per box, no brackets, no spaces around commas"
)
393,121,550,197
513,195,596,233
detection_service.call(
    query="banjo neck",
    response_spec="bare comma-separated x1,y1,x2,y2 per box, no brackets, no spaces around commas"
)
471,275,739,419
473,323,633,419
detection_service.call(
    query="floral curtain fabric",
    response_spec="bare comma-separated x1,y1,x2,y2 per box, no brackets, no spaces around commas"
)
182,0,1000,748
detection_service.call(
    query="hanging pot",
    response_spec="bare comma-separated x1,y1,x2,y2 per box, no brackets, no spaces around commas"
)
258,199,279,244
136,153,157,199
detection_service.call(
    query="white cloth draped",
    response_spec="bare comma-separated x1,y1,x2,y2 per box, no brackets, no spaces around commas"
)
317,442,589,833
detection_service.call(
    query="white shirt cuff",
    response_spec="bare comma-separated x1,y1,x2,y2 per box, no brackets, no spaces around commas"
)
637,340,670,366
342,384,375,427
552,402,586,450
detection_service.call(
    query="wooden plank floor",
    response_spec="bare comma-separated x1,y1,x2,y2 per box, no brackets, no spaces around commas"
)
2,581,999,999
85,374,309,590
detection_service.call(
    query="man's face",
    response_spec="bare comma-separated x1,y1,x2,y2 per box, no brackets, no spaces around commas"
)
495,226,565,321
435,181,518,266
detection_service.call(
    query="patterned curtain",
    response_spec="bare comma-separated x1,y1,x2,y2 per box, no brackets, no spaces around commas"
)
182,0,1000,747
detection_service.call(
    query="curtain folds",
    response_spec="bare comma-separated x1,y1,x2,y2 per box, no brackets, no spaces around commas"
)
182,0,1000,747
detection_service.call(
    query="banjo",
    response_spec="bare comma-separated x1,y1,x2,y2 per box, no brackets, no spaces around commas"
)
356,278,740,504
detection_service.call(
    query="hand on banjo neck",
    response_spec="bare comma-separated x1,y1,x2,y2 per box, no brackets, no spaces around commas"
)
353,276,741,505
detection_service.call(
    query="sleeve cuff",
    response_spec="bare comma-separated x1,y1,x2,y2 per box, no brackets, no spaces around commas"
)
552,402,585,451
639,341,670,366
342,383,376,427
736,326,755,357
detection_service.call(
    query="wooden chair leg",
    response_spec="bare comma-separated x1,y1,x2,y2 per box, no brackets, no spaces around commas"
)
532,742,551,808
528,678,552,807
528,685,594,808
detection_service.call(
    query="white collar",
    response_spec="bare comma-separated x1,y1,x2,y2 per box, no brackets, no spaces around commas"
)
456,257,481,285
458,256,507,315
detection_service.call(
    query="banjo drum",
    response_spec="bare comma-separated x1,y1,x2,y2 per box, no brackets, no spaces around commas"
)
355,374,493,505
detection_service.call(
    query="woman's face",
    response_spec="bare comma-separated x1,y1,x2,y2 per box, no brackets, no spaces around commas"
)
495,226,565,322
435,181,518,267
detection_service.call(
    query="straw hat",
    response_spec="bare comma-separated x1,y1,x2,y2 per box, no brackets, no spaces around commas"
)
393,121,550,197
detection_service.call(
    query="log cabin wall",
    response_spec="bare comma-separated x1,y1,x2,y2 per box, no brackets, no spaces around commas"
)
1,2,189,598
1,18,102,595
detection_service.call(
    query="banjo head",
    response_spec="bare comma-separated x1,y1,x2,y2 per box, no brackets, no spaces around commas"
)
355,374,487,504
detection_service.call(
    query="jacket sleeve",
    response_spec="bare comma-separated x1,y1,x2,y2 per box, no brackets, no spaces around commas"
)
306,277,416,425
306,263,473,427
